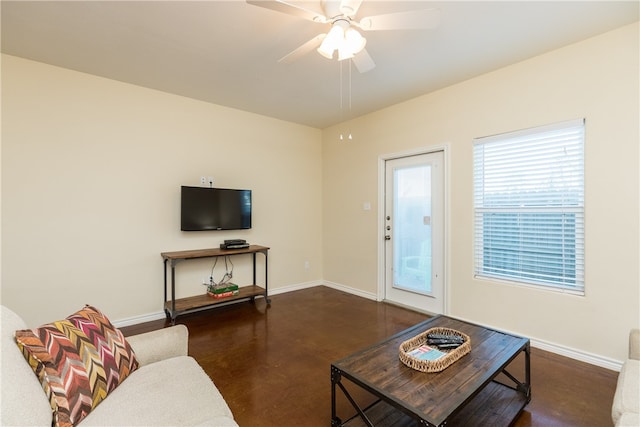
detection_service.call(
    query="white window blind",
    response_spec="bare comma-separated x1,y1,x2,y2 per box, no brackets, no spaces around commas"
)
473,119,585,293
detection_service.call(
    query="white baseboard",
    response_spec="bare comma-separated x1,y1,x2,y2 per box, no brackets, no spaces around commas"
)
112,281,324,328
452,315,623,372
113,282,623,371
322,280,378,301
320,283,623,371
268,280,323,296
530,337,622,371
113,311,167,328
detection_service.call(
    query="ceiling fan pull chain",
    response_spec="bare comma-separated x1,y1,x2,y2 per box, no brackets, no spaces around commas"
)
348,60,353,140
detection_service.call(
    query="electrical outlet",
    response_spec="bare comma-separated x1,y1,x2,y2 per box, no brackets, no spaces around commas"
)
304,261,310,270
207,177,214,186
200,176,207,185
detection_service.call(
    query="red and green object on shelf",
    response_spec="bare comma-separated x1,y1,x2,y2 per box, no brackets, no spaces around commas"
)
207,283,239,298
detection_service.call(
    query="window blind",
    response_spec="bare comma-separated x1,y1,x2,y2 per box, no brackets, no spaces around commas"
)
473,119,585,293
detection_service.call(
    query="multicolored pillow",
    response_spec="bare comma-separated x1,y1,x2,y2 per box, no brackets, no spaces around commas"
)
14,305,139,427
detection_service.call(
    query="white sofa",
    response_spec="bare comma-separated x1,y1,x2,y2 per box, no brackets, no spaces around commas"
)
1,305,238,427
612,329,640,427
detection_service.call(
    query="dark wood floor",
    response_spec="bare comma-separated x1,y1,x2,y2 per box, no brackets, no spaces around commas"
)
122,286,618,427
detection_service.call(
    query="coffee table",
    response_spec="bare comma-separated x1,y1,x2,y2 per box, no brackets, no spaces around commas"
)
331,315,531,426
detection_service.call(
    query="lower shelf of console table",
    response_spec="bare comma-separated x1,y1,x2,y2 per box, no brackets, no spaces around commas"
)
161,245,270,323
163,285,267,314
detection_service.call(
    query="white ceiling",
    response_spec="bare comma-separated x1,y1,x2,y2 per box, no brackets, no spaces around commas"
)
2,1,638,128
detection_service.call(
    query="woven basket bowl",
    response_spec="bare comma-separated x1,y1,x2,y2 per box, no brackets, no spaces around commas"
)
399,327,471,373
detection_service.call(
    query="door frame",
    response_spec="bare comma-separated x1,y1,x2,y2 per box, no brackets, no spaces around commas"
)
377,144,450,315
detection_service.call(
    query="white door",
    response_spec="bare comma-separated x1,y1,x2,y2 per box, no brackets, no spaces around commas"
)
384,151,444,314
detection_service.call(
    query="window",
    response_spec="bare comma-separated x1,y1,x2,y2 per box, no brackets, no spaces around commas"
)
473,119,585,293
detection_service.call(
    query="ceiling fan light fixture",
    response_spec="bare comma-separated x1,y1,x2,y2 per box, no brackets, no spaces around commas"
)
317,43,334,59
318,22,366,61
344,28,366,55
337,44,354,61
317,24,344,59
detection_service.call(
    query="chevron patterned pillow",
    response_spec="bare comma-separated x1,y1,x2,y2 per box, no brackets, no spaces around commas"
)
14,305,139,427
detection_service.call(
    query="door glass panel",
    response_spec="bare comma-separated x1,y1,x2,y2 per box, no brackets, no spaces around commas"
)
393,165,432,295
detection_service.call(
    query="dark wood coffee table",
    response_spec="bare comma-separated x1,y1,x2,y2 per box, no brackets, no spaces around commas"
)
331,315,531,426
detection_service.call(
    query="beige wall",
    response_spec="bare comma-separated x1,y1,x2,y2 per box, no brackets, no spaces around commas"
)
1,54,323,326
2,22,638,364
322,23,639,362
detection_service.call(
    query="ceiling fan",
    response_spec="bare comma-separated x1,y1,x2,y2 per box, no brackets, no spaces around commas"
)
246,0,441,73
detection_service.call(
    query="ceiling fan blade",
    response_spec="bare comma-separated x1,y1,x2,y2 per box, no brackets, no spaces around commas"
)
352,48,375,73
357,8,441,31
339,0,363,17
246,0,327,23
278,34,326,64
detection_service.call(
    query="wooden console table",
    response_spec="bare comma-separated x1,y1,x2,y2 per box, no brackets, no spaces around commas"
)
161,245,270,323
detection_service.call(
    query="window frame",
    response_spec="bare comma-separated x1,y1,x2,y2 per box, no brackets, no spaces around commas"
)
473,119,585,295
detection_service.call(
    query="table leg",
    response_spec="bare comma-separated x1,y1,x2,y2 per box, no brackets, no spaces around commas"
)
331,367,340,426
524,341,531,401
331,366,374,427
497,343,531,403
170,259,177,325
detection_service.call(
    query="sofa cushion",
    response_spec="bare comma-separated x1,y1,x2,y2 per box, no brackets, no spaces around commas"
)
616,412,640,427
80,355,238,426
14,305,139,427
612,359,639,425
1,305,52,426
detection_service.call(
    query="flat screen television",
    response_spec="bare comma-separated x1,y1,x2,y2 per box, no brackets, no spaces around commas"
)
181,186,252,231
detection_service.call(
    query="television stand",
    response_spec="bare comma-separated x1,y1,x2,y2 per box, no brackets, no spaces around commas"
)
161,245,270,324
